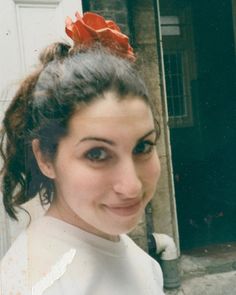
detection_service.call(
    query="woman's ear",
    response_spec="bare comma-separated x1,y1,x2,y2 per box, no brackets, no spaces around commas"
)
32,139,56,179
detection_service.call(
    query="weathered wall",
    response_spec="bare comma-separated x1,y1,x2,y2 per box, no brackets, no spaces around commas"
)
87,0,179,251
87,0,149,251
128,0,179,250
88,0,130,35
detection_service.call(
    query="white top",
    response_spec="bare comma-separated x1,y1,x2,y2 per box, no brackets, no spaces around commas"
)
0,216,165,295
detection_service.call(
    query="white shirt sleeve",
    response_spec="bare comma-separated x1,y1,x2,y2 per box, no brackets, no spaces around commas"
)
0,231,31,295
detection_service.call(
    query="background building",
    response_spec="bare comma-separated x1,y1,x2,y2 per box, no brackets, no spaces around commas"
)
84,0,236,254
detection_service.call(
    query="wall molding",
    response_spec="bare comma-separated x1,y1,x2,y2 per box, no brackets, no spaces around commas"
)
14,0,60,4
0,200,10,259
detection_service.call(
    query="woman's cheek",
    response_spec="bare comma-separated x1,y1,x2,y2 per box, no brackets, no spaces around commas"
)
71,168,109,196
147,153,161,182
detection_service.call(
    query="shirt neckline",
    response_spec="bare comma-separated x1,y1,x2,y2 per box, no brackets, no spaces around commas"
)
31,215,128,257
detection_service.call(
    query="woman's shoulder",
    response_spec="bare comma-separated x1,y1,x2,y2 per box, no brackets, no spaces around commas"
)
0,230,30,294
0,229,28,272
0,217,78,295
123,234,164,287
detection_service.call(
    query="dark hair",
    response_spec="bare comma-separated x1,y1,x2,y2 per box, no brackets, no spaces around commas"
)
0,42,159,220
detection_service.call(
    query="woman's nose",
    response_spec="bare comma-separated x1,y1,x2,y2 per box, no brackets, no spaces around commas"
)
113,159,142,198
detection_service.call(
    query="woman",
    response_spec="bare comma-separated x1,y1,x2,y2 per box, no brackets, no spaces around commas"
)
0,12,164,295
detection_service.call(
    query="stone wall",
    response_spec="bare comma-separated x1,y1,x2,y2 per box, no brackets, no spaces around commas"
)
87,0,179,252
87,0,149,251
128,0,179,250
86,0,130,35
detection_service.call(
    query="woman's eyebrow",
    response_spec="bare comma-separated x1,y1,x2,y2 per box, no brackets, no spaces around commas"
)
78,137,116,146
137,129,157,142
77,129,156,146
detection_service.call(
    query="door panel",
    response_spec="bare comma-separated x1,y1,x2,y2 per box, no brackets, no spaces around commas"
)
0,0,82,256
160,0,236,250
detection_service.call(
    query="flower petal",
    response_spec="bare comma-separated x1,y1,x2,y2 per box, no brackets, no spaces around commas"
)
105,20,121,32
96,28,129,50
65,16,73,30
65,16,74,38
82,12,108,30
65,11,136,61
75,11,83,21
68,20,94,44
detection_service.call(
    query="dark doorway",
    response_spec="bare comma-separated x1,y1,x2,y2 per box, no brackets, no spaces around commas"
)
159,0,236,250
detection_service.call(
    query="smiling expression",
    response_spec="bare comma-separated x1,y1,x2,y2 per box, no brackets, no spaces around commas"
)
40,92,161,240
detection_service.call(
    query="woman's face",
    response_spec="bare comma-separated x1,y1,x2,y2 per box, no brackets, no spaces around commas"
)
44,93,161,240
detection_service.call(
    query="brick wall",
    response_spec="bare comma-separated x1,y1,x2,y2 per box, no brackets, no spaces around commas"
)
85,0,130,35
127,0,179,250
86,0,149,251
84,0,179,252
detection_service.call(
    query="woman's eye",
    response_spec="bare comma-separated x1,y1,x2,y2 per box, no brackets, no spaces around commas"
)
133,140,156,156
85,148,109,162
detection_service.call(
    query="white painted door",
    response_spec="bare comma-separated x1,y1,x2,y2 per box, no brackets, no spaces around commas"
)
0,0,83,258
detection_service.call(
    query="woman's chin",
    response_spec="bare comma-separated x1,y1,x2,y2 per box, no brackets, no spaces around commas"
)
104,216,142,236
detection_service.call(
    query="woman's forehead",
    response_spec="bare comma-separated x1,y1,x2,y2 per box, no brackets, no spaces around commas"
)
73,93,152,119
66,95,155,141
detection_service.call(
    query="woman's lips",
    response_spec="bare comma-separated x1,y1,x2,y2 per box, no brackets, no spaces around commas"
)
104,200,142,217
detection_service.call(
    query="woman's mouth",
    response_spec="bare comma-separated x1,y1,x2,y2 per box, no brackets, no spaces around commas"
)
104,200,142,217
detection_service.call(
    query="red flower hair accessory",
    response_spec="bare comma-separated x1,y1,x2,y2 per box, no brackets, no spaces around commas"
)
65,12,135,61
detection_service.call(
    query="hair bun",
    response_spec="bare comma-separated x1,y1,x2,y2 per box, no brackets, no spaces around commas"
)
39,42,71,66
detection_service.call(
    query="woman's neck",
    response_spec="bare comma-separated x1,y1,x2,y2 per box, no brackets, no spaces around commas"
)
45,203,120,242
